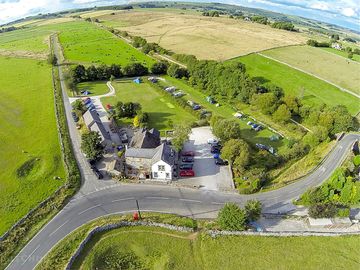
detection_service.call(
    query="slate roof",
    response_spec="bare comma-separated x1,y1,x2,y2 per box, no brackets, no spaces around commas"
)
129,128,160,149
125,143,175,166
83,109,111,141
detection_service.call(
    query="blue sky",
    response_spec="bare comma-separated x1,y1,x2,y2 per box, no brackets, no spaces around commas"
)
0,0,359,31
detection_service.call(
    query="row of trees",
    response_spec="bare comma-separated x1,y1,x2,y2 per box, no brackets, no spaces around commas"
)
271,21,295,31
111,101,149,128
217,200,262,231
202,11,220,17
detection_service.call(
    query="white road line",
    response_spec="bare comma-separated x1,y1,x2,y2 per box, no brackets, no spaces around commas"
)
211,202,224,205
78,204,101,215
179,199,202,203
49,220,69,237
111,197,135,203
21,245,40,265
145,196,169,200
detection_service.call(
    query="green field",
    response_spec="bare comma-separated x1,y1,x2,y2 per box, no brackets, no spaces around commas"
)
235,53,359,115
76,81,110,96
321,47,360,62
74,226,360,270
101,80,196,131
0,57,65,235
262,45,360,95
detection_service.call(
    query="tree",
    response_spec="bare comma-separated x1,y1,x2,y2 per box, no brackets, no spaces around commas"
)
72,99,86,114
132,36,147,48
73,65,86,82
283,95,301,114
273,104,291,123
171,123,192,152
221,139,250,170
251,93,277,115
81,131,104,160
167,64,188,78
212,119,241,142
308,203,337,218
47,53,57,66
245,200,262,222
109,64,122,78
133,115,140,127
217,203,247,231
302,132,320,148
151,61,168,74
123,63,148,77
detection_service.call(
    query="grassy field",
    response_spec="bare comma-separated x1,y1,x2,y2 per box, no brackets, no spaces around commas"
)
74,226,360,270
0,57,65,235
76,81,109,96
262,45,360,95
234,53,359,115
96,10,306,60
321,47,360,62
101,79,196,131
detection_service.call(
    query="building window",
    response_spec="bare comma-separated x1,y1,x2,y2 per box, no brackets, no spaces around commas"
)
158,165,165,171
153,172,158,178
166,173,170,179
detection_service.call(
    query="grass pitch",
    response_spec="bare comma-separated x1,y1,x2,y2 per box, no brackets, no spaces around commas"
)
74,226,360,270
0,57,65,235
262,45,360,95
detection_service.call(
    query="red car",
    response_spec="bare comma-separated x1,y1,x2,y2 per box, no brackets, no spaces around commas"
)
180,170,195,177
182,151,195,157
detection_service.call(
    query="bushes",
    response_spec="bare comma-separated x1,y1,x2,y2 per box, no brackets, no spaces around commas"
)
123,63,148,77
167,63,188,78
151,61,168,75
271,21,295,31
308,203,337,218
306,39,330,47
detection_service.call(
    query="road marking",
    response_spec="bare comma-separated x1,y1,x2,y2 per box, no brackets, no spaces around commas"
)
320,167,326,172
78,204,101,215
49,220,69,237
145,196,169,200
21,245,40,265
111,197,135,203
211,202,224,205
179,199,202,203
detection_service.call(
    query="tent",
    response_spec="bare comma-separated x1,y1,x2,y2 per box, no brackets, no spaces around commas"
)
270,135,280,141
83,90,91,96
133,77,142,84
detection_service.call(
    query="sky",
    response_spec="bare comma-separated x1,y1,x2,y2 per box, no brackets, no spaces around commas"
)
0,0,359,31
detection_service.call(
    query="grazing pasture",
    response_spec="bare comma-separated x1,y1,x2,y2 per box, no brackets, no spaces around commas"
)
262,45,360,95
100,80,196,131
321,47,360,62
0,57,65,235
234,54,359,115
97,10,306,60
73,226,360,270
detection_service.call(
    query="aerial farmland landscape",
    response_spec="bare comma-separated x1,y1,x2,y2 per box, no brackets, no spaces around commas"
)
0,1,359,270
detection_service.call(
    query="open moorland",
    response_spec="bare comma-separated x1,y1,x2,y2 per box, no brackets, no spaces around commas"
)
0,57,65,235
262,45,360,95
233,53,359,115
96,10,307,60
73,226,360,270
101,79,197,131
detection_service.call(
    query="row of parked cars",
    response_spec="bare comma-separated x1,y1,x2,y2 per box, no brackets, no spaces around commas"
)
247,121,263,132
207,139,228,165
179,151,195,177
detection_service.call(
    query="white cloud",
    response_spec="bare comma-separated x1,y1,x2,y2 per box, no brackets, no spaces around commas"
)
73,0,98,4
341,7,356,17
310,2,330,11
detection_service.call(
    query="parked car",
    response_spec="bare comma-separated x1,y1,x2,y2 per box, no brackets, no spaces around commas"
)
207,138,219,144
173,91,184,97
88,159,96,168
92,167,103,179
213,153,220,159
182,157,194,163
179,164,193,170
180,170,195,177
247,121,254,126
251,123,259,129
211,146,220,153
215,158,228,165
234,112,244,119
254,126,263,132
192,104,201,110
182,151,195,157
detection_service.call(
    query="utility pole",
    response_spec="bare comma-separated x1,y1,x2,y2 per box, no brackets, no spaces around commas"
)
135,199,142,219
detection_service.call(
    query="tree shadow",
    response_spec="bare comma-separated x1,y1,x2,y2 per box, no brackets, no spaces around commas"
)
252,76,270,84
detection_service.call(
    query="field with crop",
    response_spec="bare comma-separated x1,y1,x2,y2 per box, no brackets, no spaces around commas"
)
321,47,360,62
73,226,360,270
96,10,306,60
0,57,65,235
262,45,360,95
234,53,359,115
101,79,196,131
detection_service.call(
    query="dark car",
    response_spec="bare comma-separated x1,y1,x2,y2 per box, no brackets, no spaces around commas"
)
71,111,79,122
211,146,220,154
92,167,103,179
182,151,195,157
182,157,194,163
88,159,96,168
179,164,193,170
215,158,229,165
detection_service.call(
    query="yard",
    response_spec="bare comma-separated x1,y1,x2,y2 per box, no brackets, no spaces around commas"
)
262,45,360,95
0,57,65,235
234,53,359,115
100,79,196,132
76,81,110,96
72,226,360,270
96,9,306,60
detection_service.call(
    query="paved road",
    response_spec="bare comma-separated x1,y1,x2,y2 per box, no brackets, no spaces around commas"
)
5,36,360,270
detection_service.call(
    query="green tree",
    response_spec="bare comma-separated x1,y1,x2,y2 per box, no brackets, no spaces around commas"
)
167,63,188,78
217,203,247,231
212,119,241,142
72,99,86,114
81,131,104,160
273,104,291,123
221,139,250,170
172,123,192,152
251,93,277,115
245,200,262,222
283,95,301,114
151,61,168,75
47,53,57,66
302,132,320,148
308,203,337,218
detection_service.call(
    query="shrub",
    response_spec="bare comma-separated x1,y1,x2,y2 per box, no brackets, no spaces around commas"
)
308,203,337,218
337,207,350,217
245,200,262,222
217,203,247,231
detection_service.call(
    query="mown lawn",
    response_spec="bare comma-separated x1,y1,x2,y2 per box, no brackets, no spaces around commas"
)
262,45,360,95
0,57,65,235
234,53,359,115
74,226,360,270
101,79,196,131
76,81,109,96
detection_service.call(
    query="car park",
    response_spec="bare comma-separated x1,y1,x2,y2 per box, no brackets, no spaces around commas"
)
182,151,195,156
182,157,194,163
179,163,193,170
215,158,228,165
207,138,219,144
180,170,195,177
92,167,103,179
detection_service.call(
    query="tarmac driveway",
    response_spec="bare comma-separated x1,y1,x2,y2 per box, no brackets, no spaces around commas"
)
177,126,233,191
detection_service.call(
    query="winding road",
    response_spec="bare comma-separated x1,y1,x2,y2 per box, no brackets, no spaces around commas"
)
4,37,360,270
